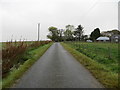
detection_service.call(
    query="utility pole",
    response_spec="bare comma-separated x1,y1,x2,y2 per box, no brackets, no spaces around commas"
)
38,23,40,41
118,2,120,43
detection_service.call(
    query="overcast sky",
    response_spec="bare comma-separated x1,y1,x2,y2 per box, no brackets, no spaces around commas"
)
1,0,119,41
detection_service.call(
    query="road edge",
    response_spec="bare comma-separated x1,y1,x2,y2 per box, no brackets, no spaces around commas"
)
2,43,53,88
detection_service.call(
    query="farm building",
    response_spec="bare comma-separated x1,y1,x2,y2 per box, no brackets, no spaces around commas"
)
96,37,110,42
86,40,93,42
110,35,120,43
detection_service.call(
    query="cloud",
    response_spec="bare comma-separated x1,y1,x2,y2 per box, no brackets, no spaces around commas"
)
1,0,118,41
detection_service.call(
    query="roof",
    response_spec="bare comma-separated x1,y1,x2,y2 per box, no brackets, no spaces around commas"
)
96,37,110,41
111,34,120,37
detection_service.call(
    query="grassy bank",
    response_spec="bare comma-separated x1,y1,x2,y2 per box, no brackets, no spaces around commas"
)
61,42,118,88
2,42,53,88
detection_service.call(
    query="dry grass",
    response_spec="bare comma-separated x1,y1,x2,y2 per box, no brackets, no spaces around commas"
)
2,40,51,78
2,41,28,77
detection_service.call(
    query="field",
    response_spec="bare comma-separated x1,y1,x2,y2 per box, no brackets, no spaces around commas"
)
65,42,119,73
62,42,119,88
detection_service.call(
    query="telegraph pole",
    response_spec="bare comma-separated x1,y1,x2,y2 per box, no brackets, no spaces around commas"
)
38,23,40,41
118,2,120,43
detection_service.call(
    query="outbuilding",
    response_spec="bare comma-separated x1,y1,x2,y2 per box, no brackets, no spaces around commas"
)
96,37,110,42
86,40,93,42
110,35,120,43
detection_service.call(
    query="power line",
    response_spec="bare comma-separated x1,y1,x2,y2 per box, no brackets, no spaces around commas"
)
80,0,99,21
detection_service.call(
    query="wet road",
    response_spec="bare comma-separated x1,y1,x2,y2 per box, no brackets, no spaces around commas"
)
13,43,104,88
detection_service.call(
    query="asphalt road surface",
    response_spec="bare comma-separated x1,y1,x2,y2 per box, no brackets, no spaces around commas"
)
13,43,104,88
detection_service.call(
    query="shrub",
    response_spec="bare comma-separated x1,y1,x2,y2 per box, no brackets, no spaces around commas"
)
2,41,27,77
2,40,52,78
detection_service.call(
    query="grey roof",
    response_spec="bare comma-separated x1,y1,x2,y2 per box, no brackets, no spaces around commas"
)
96,37,110,40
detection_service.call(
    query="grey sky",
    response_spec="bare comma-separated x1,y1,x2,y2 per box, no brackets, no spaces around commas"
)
1,0,119,41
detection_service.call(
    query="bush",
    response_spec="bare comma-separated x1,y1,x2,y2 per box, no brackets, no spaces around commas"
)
2,40,52,78
2,41,27,77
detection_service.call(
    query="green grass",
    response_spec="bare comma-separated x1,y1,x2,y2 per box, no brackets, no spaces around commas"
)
2,42,53,88
61,42,118,88
65,42,119,73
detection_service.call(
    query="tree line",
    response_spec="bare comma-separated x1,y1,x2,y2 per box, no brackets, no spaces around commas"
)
47,24,101,42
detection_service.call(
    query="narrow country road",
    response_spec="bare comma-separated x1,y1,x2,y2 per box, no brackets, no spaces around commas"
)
13,43,104,88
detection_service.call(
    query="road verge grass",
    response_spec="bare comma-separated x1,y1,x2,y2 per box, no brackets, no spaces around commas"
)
2,43,53,88
61,42,118,88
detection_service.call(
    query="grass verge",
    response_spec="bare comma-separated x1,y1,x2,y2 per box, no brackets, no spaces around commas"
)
2,43,53,88
61,42,118,88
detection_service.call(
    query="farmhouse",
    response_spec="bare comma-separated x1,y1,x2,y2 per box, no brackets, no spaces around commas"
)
110,35,120,43
96,37,110,42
